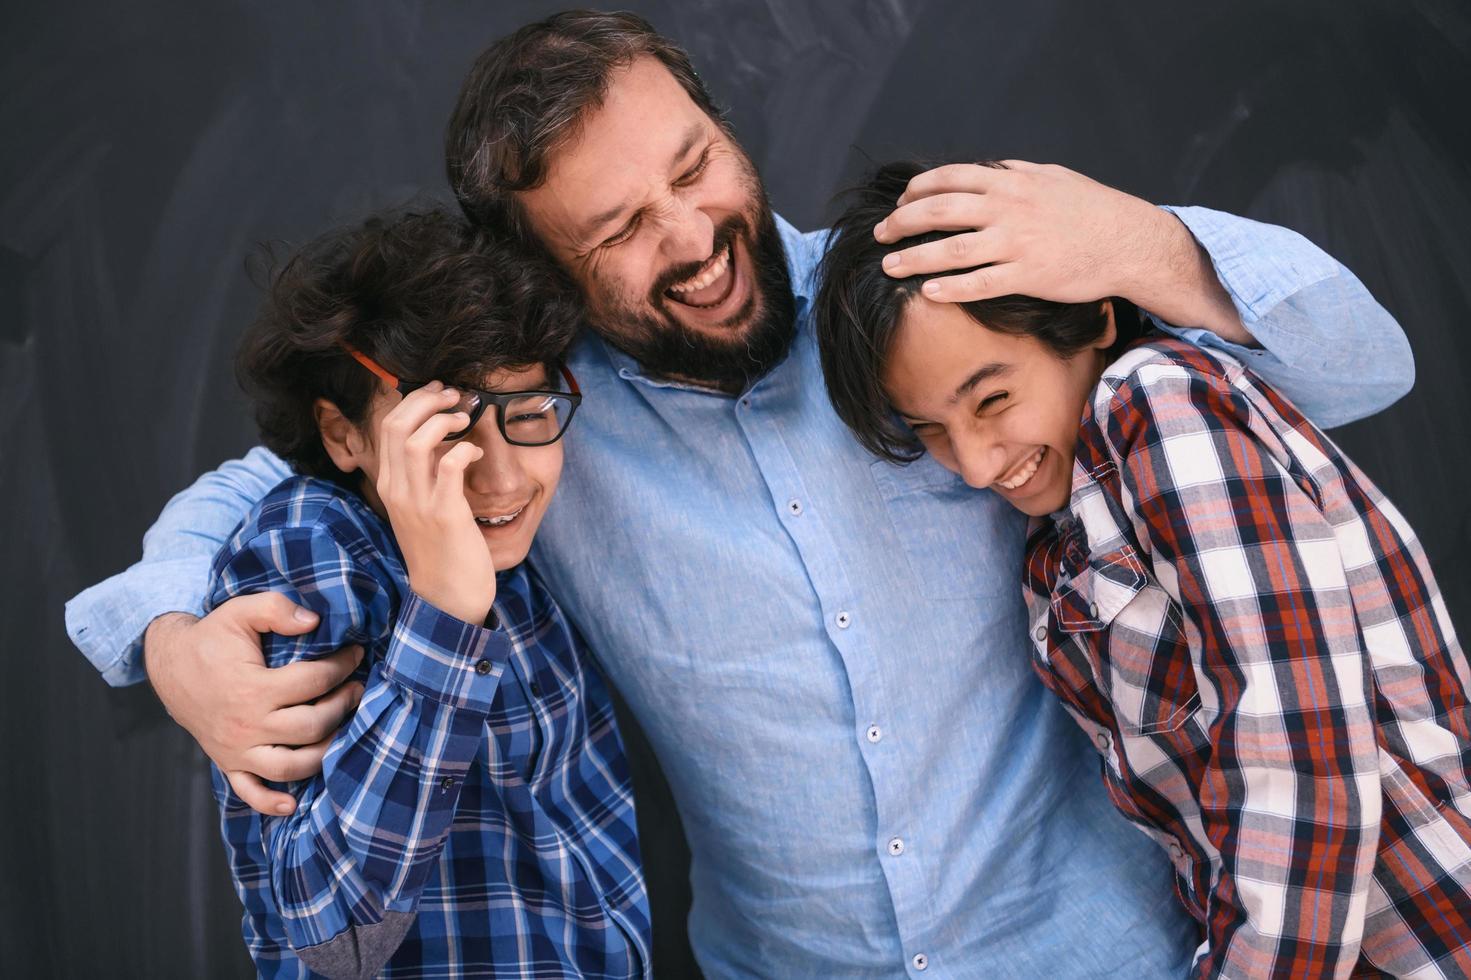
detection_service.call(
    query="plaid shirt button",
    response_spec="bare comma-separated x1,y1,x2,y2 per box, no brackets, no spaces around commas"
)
474,658,492,675
1033,626,1047,642
1094,733,1110,752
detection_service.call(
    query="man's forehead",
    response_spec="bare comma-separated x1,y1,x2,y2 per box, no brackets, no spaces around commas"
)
519,58,714,247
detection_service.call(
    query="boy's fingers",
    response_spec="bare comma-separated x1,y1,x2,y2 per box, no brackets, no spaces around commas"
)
267,646,364,707
226,770,298,817
262,680,363,745
434,442,482,502
380,382,451,494
403,410,471,503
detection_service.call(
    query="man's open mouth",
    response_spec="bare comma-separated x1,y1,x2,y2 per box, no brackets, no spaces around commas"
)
665,243,737,310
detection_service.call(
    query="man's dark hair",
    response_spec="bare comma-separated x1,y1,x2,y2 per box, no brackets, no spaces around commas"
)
445,9,724,237
814,161,1140,464
236,207,583,485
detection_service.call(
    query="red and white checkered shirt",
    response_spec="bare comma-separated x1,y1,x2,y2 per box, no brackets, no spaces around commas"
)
1024,338,1471,978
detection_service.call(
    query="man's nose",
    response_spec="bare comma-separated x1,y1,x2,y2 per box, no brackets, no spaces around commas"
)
659,195,715,266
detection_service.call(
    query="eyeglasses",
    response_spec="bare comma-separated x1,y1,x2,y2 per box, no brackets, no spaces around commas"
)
342,344,582,446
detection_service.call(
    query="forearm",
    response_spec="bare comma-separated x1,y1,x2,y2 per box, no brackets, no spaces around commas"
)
1118,206,1250,345
65,446,290,685
1151,206,1414,428
266,595,509,974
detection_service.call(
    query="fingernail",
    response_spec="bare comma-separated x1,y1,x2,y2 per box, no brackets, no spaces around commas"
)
276,802,293,815
873,220,888,239
293,607,318,624
923,280,941,297
882,253,900,271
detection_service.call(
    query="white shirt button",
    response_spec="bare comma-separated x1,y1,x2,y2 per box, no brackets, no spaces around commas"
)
866,725,882,743
887,836,905,856
787,498,803,516
912,953,929,971
1033,625,1047,642
835,611,852,629
1095,732,1110,752
1088,602,1099,618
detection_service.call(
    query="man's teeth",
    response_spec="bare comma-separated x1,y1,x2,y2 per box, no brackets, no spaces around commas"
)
997,448,1046,491
667,246,731,295
475,508,522,527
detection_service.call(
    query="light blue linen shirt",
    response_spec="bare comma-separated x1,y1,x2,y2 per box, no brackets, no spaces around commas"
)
67,207,1413,978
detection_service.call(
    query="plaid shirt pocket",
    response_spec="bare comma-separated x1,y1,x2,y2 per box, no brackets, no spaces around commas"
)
1053,545,1201,739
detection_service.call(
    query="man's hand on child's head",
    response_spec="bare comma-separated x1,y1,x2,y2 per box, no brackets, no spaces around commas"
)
873,160,1249,343
143,595,364,816
375,381,498,625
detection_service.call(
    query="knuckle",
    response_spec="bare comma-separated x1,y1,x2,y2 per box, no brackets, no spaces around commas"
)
947,235,970,259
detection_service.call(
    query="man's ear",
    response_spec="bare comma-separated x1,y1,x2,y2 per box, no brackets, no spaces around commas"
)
314,399,365,473
1095,299,1118,350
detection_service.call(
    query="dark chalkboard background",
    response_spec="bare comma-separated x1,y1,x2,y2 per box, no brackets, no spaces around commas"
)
5,1,1469,976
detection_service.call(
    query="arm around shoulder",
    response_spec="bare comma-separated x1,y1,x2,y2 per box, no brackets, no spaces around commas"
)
64,446,291,686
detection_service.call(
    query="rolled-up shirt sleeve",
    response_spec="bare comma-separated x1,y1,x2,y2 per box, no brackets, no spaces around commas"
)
1153,205,1414,429
64,446,291,686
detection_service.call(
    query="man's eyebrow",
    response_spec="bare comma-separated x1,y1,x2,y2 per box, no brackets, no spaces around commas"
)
577,123,707,244
949,362,1014,403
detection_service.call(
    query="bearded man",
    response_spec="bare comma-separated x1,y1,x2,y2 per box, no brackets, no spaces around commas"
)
69,10,1414,977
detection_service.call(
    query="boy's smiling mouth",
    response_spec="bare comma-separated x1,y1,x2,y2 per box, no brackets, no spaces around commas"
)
997,447,1047,492
475,506,525,529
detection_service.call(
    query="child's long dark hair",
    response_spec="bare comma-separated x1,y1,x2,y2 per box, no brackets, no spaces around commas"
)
814,161,1142,463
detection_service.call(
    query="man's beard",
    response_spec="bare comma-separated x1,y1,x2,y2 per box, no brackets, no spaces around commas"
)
586,204,796,396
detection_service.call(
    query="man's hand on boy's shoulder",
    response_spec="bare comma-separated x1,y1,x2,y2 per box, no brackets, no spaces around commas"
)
143,594,364,816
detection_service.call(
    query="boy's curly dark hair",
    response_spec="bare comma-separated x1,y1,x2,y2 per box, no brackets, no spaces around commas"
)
236,207,584,485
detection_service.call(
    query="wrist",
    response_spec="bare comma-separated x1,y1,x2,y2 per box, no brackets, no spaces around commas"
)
143,613,197,677
408,579,493,627
1120,208,1250,342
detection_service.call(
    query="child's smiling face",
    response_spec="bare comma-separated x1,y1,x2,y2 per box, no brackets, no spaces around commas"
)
882,294,1116,516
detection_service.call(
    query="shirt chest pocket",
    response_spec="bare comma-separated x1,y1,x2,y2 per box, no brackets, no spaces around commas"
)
870,457,1016,601
1053,547,1200,738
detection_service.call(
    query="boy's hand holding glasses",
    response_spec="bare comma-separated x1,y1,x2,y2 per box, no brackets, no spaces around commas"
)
373,381,497,626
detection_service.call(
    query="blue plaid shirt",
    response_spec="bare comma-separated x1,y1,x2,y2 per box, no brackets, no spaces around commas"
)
205,476,650,979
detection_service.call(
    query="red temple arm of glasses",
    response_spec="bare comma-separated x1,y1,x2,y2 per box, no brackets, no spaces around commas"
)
344,343,581,395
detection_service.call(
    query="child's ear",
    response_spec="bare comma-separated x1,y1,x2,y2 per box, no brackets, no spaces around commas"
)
1095,299,1118,350
315,399,366,473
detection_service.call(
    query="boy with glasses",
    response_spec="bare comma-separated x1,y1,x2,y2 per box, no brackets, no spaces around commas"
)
206,208,650,978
